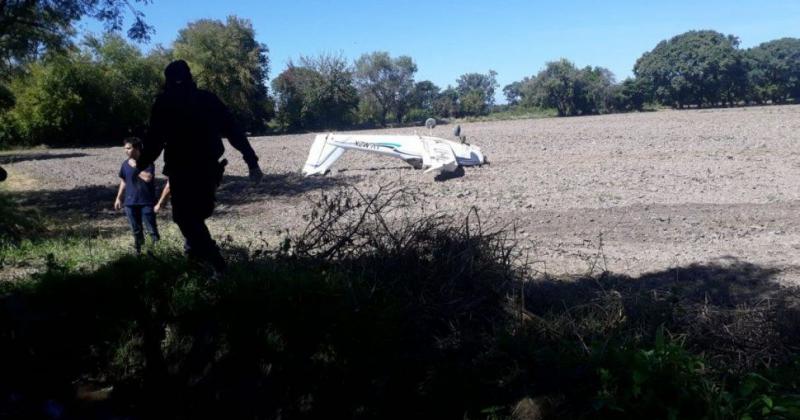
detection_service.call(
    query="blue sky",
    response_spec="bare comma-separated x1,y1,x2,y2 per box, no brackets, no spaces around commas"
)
79,0,799,103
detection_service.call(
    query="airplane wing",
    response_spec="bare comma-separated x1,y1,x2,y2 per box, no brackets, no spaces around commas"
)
303,134,345,176
421,138,458,173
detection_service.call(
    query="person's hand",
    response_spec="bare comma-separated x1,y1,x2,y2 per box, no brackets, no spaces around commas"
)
154,203,161,213
248,164,263,183
114,198,122,211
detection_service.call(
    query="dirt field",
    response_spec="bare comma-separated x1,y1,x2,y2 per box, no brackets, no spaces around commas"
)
4,105,800,283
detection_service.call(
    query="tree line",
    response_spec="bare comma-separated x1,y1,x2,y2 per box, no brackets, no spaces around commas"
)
0,14,502,147
511,31,800,117
0,4,798,147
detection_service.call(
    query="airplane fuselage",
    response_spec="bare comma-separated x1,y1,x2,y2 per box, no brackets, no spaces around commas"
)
302,133,486,176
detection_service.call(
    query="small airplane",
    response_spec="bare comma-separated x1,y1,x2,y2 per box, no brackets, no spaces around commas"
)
302,124,487,176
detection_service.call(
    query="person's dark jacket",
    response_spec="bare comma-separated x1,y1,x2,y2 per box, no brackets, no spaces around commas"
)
137,85,258,179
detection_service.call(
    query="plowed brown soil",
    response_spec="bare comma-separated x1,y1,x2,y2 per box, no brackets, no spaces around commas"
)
5,105,800,283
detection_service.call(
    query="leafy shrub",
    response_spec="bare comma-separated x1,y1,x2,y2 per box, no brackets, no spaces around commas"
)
0,114,22,149
0,83,14,112
0,192,42,247
403,107,432,124
3,35,162,147
593,327,713,417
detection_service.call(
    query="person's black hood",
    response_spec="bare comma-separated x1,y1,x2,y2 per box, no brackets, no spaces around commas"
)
164,60,197,91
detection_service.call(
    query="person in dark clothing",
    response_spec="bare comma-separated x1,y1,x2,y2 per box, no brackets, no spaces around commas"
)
0,166,6,182
136,59,263,273
115,137,160,253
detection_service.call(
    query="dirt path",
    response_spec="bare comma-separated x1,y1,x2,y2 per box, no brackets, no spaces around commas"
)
4,105,800,283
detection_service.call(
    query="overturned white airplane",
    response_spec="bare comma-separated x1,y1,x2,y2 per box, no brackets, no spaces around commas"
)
302,132,487,176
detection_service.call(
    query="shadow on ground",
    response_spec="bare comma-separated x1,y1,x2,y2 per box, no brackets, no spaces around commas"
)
526,257,785,310
1,171,360,240
5,171,353,222
524,257,800,371
217,171,361,204
2,184,142,239
336,165,416,172
8,183,129,225
0,152,89,164
434,166,465,181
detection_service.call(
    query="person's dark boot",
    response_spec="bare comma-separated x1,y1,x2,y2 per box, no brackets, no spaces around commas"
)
134,234,145,255
209,252,227,282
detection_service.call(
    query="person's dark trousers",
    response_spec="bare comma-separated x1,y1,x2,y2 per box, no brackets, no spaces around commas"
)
124,205,160,253
174,214,226,272
169,174,226,272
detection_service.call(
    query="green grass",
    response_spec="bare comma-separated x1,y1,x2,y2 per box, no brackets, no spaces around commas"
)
0,188,187,277
1,225,184,276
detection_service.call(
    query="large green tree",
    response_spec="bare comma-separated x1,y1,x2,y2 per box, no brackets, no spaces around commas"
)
272,66,316,131
409,80,440,112
0,0,152,74
354,52,417,125
577,66,615,114
0,0,153,125
85,33,166,125
272,54,358,130
608,77,649,112
173,16,272,132
511,62,633,115
432,86,460,118
403,80,440,122
634,30,747,108
522,59,582,116
455,70,498,116
519,59,619,116
2,34,162,146
502,79,528,106
746,38,800,104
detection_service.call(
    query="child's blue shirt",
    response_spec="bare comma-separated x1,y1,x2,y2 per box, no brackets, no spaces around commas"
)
119,160,156,206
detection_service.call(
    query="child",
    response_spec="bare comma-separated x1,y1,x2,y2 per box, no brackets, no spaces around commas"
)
114,137,160,253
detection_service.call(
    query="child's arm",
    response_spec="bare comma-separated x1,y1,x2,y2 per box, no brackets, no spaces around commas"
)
137,165,154,183
114,180,126,210
155,182,171,213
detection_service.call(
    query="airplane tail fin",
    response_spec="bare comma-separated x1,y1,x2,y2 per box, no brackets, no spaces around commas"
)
421,137,458,174
302,134,345,176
